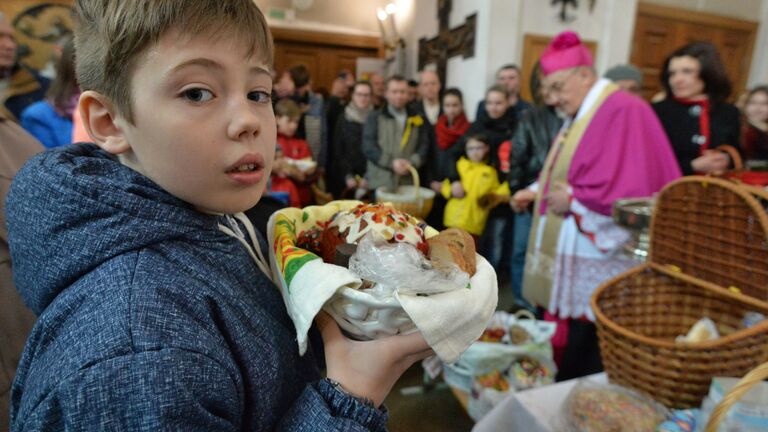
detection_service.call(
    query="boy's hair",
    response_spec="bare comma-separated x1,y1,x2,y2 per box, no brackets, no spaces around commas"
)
288,65,311,88
73,0,273,122
486,84,510,99
443,87,463,103
274,99,302,120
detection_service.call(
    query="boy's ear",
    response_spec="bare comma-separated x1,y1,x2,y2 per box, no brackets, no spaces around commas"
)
78,90,131,155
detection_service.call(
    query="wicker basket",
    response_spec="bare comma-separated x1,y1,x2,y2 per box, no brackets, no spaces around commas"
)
591,176,768,409
376,165,435,220
705,361,768,431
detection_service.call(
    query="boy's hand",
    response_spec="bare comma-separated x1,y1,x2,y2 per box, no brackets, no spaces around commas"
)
346,177,358,190
317,312,433,408
511,189,536,212
450,181,465,198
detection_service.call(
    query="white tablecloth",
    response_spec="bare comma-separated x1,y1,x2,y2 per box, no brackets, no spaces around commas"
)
472,373,608,432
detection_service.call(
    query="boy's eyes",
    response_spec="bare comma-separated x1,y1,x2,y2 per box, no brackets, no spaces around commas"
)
180,89,271,104
248,91,272,104
183,88,214,103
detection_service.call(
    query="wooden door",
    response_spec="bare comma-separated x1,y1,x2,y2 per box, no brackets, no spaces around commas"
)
271,28,382,97
519,34,598,104
630,3,757,101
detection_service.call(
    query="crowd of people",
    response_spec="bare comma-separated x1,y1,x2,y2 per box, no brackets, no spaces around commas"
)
1,1,768,428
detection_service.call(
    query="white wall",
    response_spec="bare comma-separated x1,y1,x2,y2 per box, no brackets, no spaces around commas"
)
643,0,763,20
256,0,392,35
403,0,639,120
751,0,768,87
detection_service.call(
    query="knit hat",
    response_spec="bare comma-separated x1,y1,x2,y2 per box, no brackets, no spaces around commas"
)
604,64,642,85
540,31,593,76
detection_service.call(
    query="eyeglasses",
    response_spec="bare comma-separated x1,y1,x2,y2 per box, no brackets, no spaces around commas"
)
353,92,372,97
544,69,578,94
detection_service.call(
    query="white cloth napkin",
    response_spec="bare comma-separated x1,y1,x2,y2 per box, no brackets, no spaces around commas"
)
266,201,498,363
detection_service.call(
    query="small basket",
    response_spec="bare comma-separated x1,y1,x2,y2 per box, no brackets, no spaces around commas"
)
592,176,768,409
376,165,435,220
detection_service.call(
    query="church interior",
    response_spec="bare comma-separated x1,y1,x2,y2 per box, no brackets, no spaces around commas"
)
1,0,768,431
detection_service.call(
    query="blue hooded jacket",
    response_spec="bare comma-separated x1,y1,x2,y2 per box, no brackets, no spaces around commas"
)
7,144,387,431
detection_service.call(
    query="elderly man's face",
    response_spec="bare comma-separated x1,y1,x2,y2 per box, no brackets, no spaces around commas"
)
544,67,593,117
0,19,17,70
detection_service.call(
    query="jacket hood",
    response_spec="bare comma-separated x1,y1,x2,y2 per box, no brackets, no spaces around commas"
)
6,144,223,315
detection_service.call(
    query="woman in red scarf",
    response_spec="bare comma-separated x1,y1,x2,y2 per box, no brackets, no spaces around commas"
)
427,88,471,230
652,42,741,175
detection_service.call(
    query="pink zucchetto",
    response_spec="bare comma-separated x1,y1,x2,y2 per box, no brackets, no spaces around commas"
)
540,31,594,76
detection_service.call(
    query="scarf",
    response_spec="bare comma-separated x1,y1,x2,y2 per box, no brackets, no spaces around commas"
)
435,113,470,150
674,97,711,154
344,102,371,124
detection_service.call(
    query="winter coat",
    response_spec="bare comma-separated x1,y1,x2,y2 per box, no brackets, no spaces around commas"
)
362,105,429,190
442,157,511,236
6,144,387,431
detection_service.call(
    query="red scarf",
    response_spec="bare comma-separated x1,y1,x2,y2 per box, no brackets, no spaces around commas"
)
435,113,470,150
674,97,711,154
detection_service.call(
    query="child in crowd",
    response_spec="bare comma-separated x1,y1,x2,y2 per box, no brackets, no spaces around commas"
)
6,1,431,430
428,88,471,230
271,98,316,207
439,133,510,240
20,35,78,148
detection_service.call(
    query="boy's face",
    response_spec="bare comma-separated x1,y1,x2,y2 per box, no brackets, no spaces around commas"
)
276,115,299,137
465,138,489,163
113,29,275,214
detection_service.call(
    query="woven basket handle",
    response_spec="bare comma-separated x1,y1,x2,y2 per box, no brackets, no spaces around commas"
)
399,165,421,201
514,309,536,321
705,361,768,432
715,144,743,171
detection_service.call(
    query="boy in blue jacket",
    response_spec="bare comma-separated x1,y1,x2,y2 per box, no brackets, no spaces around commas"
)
6,1,431,431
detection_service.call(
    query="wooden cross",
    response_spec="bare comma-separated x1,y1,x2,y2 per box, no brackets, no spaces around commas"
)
418,0,476,86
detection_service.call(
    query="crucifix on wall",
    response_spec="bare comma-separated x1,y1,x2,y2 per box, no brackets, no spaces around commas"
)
418,0,476,86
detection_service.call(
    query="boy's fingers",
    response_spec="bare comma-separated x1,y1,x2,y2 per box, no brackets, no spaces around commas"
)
315,311,343,345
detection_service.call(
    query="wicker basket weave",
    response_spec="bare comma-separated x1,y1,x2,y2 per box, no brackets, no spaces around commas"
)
376,165,435,220
591,176,768,409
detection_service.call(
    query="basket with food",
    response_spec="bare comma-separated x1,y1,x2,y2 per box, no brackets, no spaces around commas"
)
267,201,498,364
591,176,768,409
375,165,435,220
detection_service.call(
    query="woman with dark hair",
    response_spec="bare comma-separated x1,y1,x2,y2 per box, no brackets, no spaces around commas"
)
652,42,741,175
329,80,374,198
20,35,78,149
741,85,768,163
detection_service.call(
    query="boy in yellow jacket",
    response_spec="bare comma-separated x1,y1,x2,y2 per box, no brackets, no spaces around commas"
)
438,134,510,238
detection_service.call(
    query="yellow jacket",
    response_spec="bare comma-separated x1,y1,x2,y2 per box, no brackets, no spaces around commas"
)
441,157,510,235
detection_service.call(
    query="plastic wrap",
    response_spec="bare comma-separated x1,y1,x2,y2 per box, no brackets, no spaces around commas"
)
562,381,669,432
348,233,469,298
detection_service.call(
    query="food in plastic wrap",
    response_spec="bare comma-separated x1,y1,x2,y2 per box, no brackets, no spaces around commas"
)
564,381,669,432
319,203,428,263
509,324,532,345
348,234,470,298
509,355,554,389
475,370,510,392
479,327,505,343
427,228,477,276
675,317,720,344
